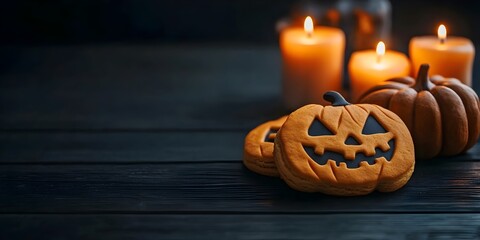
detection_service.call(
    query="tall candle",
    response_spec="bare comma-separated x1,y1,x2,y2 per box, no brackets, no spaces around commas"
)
410,24,475,86
280,16,345,109
349,41,410,102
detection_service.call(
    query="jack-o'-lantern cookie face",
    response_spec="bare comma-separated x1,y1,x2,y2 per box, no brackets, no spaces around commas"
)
274,91,415,196
244,116,287,177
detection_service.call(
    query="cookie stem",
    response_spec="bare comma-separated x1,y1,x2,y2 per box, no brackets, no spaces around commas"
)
323,91,350,106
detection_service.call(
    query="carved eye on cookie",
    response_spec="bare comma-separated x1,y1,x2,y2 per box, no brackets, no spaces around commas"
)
264,127,280,143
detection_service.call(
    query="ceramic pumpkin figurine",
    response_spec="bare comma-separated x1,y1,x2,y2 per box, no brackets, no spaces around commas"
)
360,64,480,160
274,91,415,196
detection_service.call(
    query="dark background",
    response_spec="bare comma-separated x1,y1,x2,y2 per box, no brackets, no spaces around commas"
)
1,2,480,238
0,0,478,51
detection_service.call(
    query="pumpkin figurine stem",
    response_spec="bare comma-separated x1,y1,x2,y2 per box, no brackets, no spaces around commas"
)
323,91,351,106
413,64,434,92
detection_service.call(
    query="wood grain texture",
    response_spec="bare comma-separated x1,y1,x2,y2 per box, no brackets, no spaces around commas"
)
1,45,478,132
2,158,480,213
0,45,286,130
1,214,480,240
1,132,478,163
0,132,244,163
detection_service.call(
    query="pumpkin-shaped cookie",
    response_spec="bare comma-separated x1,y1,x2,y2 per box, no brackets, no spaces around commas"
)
244,116,287,177
360,64,480,159
274,91,414,196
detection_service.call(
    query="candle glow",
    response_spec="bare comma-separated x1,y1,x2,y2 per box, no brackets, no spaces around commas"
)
304,16,314,37
376,41,385,64
438,24,447,44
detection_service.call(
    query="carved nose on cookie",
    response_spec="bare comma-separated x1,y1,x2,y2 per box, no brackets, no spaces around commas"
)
344,136,361,145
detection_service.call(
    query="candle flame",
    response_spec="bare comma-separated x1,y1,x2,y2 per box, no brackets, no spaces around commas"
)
438,24,447,43
376,41,385,63
304,16,314,37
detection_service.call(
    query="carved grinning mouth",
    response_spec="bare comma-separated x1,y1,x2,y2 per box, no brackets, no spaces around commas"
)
303,139,395,169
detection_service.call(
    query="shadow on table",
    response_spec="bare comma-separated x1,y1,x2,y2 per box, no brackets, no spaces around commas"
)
240,149,480,212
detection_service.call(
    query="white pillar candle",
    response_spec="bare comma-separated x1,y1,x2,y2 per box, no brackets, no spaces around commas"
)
280,16,345,109
349,41,411,102
410,24,475,86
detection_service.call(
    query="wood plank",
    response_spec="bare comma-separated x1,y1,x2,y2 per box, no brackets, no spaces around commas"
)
1,45,479,131
1,132,478,163
1,214,479,240
2,159,480,213
0,45,286,130
0,131,244,163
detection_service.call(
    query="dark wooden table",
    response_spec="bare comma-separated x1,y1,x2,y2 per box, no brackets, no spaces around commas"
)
1,44,480,239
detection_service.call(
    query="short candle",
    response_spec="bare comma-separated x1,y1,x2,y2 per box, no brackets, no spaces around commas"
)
409,24,475,86
348,41,411,102
280,16,345,109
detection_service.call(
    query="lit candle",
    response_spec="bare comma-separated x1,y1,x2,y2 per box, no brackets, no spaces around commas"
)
280,16,345,109
410,24,475,86
348,41,410,102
